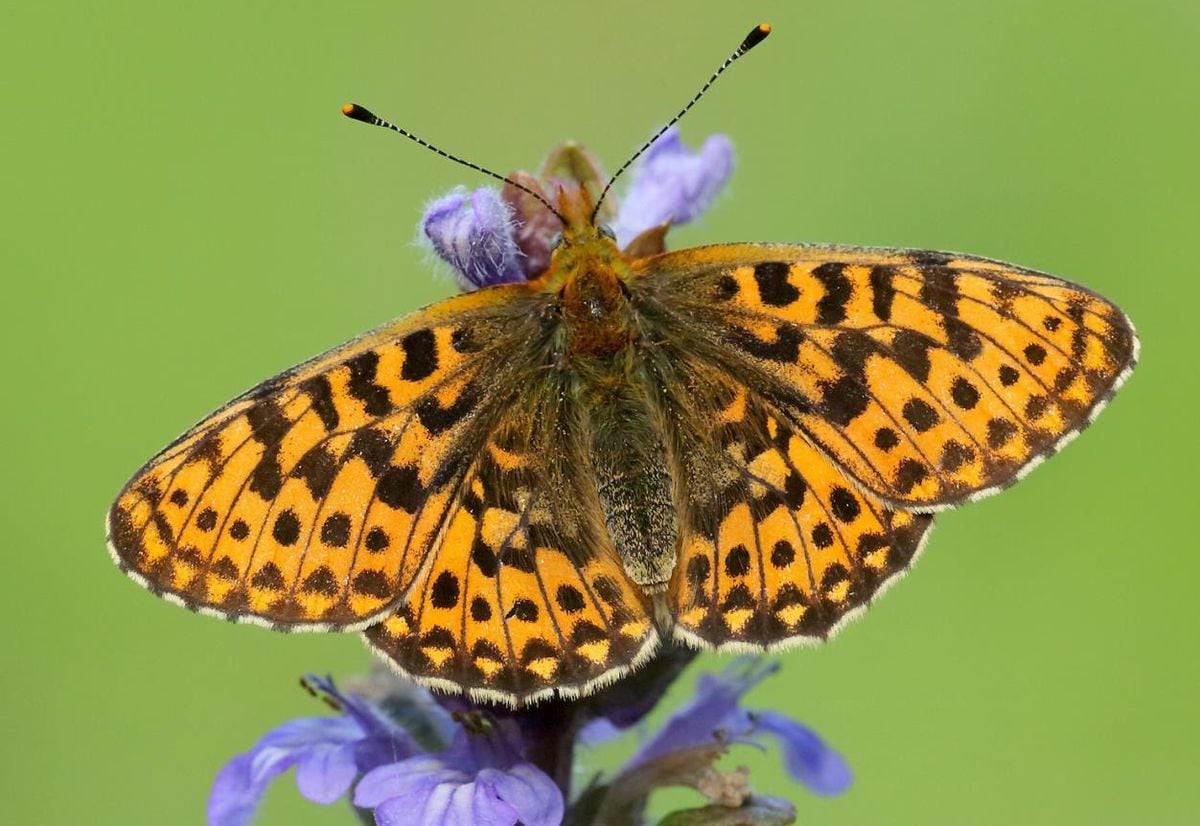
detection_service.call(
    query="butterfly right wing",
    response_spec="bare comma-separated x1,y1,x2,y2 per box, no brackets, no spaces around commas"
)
635,243,1137,511
364,369,658,705
107,287,546,631
641,352,931,650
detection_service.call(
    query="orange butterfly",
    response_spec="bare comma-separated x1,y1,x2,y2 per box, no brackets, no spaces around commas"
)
107,24,1137,705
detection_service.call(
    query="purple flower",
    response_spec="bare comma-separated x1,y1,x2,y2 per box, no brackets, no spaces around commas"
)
609,126,734,248
207,653,847,826
421,187,525,290
628,659,852,797
354,747,562,826
206,675,561,826
421,128,733,290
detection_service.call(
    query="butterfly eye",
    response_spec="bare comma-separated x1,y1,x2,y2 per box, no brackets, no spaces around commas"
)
550,231,564,250
597,224,617,241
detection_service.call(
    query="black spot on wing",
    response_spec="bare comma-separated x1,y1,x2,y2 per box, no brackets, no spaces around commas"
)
727,323,805,364
400,329,439,382
301,566,338,596
919,267,960,317
364,527,389,553
320,513,352,547
376,465,423,513
944,316,983,361
352,570,390,598
819,375,870,427
724,545,751,577
272,510,301,546
430,571,460,608
753,262,799,306
291,446,338,498
555,585,586,614
902,398,939,432
894,459,929,494
416,384,481,435
891,330,934,382
347,429,395,478
869,265,896,321
250,562,285,591
812,263,851,325
346,352,394,416
471,538,498,577
300,376,340,430
249,453,284,500
950,377,980,410
246,401,289,446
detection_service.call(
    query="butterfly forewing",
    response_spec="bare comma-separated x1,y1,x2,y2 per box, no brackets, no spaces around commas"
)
107,287,547,630
636,243,1138,511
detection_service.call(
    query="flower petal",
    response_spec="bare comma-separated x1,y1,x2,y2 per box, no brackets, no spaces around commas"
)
753,711,852,796
482,764,564,826
207,716,365,826
611,127,734,246
207,752,268,826
356,758,559,826
294,743,359,804
629,659,777,767
421,187,525,290
353,756,466,808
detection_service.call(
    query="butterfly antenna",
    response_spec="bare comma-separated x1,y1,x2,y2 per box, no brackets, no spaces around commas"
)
342,103,567,225
589,22,772,224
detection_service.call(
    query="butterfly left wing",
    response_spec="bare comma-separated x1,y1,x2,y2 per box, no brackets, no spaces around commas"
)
634,243,1137,511
363,375,658,705
107,288,547,630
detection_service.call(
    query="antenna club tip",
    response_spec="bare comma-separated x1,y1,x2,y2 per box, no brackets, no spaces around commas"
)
341,103,376,123
742,22,772,51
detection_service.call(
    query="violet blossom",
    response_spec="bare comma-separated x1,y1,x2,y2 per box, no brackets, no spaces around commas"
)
207,651,849,826
421,127,734,289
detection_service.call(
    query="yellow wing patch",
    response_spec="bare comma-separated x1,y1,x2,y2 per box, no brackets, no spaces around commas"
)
107,288,539,629
639,244,1138,510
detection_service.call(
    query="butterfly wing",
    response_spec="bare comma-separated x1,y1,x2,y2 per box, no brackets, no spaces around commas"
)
107,287,554,630
635,347,930,649
363,369,658,705
635,243,1138,511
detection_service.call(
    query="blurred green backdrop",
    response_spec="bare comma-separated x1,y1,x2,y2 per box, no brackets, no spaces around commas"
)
3,1,1197,823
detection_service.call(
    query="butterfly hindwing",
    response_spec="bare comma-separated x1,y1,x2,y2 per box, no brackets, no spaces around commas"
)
363,378,658,705
107,288,545,630
636,243,1138,510
640,353,931,649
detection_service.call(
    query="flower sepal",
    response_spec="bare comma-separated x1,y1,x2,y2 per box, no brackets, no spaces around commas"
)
658,795,798,826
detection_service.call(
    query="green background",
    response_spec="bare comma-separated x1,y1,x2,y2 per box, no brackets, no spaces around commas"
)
3,1,1196,823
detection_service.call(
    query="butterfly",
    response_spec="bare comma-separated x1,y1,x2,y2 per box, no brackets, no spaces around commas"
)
106,24,1137,705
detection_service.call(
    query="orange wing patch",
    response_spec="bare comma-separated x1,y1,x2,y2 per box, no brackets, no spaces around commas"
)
639,244,1137,510
665,378,932,649
363,400,657,705
107,288,538,630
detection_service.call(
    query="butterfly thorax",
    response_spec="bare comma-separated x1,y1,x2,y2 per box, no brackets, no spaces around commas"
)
561,264,634,357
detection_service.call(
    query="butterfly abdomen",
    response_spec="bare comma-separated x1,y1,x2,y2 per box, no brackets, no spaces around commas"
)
575,351,678,591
